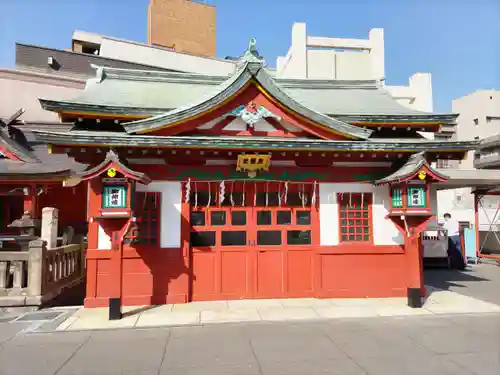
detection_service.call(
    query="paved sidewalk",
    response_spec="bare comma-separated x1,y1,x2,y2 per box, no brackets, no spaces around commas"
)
55,286,500,331
1,313,499,375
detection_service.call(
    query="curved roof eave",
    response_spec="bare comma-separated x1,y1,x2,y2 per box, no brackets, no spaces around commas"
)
122,62,373,140
375,152,448,185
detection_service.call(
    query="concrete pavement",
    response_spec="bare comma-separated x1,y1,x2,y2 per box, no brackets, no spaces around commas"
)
51,286,500,331
0,313,499,375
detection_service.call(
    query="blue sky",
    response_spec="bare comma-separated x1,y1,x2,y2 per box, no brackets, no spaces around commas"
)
1,0,499,112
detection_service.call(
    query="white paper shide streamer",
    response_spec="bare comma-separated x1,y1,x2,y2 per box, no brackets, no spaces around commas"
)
311,181,317,205
219,181,225,205
184,178,191,203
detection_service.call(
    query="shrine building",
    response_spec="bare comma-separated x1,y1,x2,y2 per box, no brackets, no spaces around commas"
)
33,41,477,308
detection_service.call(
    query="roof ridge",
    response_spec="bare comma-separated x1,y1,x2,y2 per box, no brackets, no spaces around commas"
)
0,126,39,162
90,65,228,85
122,62,373,140
277,78,382,89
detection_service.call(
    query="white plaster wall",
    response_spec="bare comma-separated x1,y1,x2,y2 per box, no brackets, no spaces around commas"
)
306,50,335,79
319,183,403,246
319,184,339,245
372,185,403,245
335,51,372,81
136,181,182,248
97,224,112,250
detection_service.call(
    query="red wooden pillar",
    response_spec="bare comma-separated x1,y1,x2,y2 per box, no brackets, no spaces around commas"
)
180,184,191,302
85,180,100,305
405,232,425,296
474,193,480,258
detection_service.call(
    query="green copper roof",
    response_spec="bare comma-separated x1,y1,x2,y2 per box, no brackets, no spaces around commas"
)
39,65,456,125
32,130,477,153
122,62,373,139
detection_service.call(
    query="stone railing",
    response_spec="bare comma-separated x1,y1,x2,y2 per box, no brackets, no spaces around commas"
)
0,239,85,307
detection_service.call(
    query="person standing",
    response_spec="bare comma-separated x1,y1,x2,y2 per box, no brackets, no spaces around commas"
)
443,213,466,270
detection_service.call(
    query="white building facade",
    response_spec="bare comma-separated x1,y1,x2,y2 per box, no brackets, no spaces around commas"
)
439,90,500,228
275,23,433,113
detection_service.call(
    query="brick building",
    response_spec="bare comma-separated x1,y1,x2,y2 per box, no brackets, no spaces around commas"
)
147,0,216,57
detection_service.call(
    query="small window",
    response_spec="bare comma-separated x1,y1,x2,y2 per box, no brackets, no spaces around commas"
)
257,211,272,225
473,118,479,126
221,231,246,246
190,211,205,226
474,136,480,140
339,193,372,243
231,211,246,226
287,230,311,245
277,211,292,225
296,211,311,225
391,187,403,208
210,211,226,226
124,192,160,245
190,231,216,247
257,231,282,245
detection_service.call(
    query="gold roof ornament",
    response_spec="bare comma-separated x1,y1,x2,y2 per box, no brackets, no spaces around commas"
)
236,154,271,178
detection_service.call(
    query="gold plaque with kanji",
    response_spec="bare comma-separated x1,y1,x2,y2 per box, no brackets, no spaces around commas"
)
236,154,271,178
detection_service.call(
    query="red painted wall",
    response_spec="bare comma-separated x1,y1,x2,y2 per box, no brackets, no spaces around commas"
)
82,166,419,308
38,183,87,232
84,246,412,307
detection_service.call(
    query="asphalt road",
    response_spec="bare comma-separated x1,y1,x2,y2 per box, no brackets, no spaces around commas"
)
425,262,500,305
0,313,499,375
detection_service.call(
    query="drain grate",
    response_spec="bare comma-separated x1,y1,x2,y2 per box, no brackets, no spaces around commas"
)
14,311,65,322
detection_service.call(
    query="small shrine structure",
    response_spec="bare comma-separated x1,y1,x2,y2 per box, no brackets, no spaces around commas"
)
33,41,477,308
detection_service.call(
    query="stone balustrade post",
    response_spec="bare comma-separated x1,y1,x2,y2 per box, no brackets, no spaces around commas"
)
11,261,24,290
28,239,47,297
41,207,58,250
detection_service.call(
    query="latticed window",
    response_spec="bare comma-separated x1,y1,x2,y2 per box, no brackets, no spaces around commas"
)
124,192,160,245
391,187,403,208
338,193,372,243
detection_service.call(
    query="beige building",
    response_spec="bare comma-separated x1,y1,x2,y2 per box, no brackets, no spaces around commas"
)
438,90,500,227
147,0,216,57
0,69,84,126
